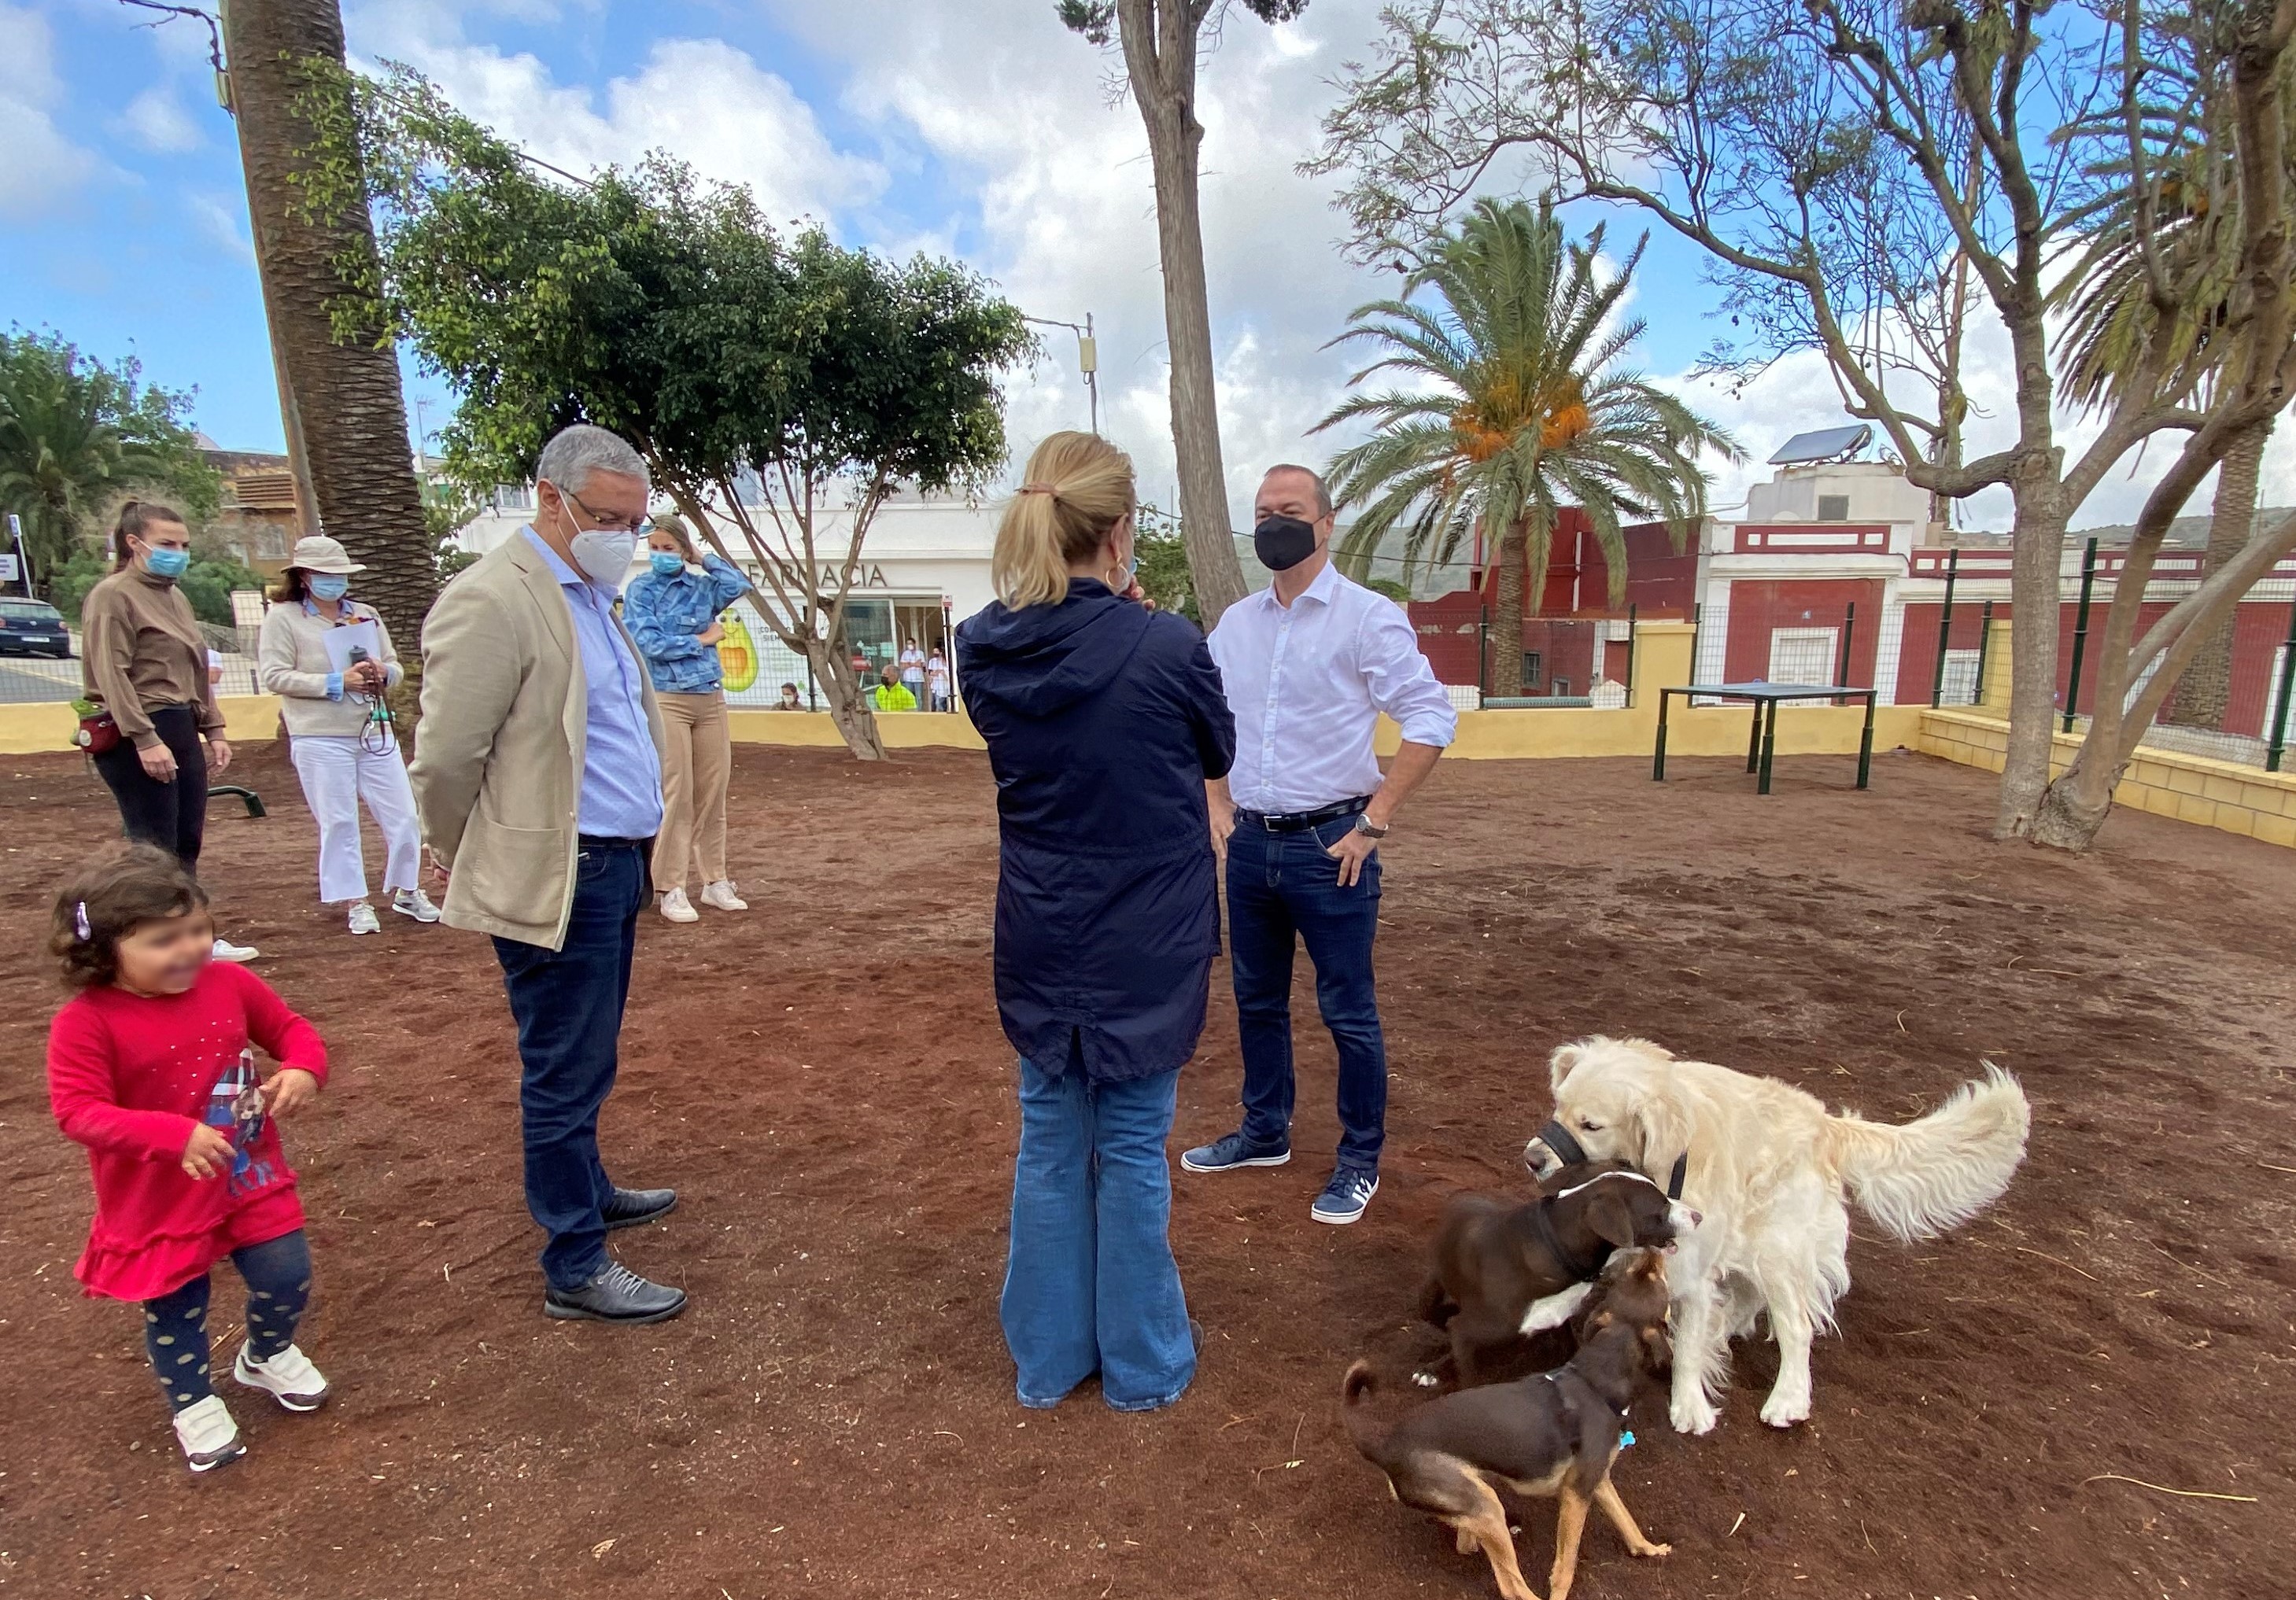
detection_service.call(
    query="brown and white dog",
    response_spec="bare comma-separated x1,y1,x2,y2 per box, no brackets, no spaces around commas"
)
1525,1035,2029,1433
1345,1248,1676,1600
1419,1162,1699,1387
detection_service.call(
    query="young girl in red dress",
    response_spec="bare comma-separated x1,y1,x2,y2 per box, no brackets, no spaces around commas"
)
46,843,333,1471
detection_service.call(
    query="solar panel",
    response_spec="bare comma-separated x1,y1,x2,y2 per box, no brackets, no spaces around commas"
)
1768,425,1873,466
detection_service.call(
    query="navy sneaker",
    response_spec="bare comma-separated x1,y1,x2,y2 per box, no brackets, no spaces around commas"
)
1311,1167,1379,1226
1179,1130,1292,1174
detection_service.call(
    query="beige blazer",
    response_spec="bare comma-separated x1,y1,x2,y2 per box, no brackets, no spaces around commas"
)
408,533,667,949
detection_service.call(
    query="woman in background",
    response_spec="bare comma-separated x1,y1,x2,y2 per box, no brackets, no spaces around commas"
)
622,514,751,924
956,430,1235,1414
79,501,257,964
257,535,437,935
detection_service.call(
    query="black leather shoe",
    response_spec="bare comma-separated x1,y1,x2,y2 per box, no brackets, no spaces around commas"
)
543,1263,688,1324
602,1185,678,1231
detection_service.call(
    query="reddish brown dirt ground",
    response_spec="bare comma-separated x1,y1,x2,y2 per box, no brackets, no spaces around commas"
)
2,739,2292,1600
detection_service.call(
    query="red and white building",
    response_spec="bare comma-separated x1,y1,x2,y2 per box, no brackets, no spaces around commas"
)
1406,427,2296,741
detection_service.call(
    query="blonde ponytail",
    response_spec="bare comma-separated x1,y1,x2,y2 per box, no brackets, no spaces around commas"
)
991,431,1137,609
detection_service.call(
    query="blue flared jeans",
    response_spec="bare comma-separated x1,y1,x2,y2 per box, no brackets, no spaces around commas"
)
1000,1056,1194,1412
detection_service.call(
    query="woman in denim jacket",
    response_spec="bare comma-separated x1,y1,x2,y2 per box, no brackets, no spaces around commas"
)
620,516,751,924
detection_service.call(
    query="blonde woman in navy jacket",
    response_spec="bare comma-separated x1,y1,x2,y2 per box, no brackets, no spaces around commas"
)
621,516,751,924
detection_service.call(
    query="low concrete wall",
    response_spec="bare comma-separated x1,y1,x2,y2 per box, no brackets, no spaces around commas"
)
0,695,285,756
1918,709,2296,847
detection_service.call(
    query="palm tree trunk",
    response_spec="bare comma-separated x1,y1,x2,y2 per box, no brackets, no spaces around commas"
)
223,0,434,647
1117,0,1248,628
1490,516,1529,695
2162,420,2269,730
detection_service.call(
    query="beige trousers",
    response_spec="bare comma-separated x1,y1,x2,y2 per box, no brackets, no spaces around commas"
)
653,690,731,891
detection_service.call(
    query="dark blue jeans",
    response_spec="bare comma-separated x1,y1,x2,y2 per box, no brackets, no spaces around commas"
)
1227,813,1386,1171
1001,1056,1194,1411
493,839,648,1290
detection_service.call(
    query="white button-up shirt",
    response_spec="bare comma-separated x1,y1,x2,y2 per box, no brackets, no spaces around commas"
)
1207,561,1458,814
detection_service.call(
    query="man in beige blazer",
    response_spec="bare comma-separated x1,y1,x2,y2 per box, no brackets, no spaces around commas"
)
411,423,687,1325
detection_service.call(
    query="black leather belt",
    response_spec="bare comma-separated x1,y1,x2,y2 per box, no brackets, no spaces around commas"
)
1236,796,1371,834
578,834,653,852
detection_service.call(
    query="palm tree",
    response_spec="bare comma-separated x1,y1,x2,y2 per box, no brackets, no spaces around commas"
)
221,0,434,645
1316,198,1736,696
0,331,217,587
2051,70,2287,732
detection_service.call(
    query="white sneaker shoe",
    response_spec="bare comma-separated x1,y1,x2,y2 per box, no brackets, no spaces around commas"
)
391,887,441,923
234,1341,330,1412
211,935,260,963
699,879,747,912
347,902,382,935
658,887,700,924
172,1394,245,1471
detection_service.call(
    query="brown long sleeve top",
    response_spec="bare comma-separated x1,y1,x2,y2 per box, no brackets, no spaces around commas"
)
78,568,224,750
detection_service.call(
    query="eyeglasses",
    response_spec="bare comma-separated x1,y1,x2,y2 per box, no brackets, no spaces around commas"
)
556,483,653,536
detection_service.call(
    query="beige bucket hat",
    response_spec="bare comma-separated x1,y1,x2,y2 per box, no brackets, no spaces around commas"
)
287,534,367,574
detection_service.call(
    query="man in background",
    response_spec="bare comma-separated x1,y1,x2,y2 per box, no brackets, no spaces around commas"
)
411,422,686,1324
1181,463,1456,1226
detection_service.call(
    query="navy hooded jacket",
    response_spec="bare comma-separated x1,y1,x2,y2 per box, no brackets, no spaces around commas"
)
958,580,1237,1082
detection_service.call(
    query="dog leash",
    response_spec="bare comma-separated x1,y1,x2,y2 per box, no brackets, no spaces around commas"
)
1537,1119,1689,1200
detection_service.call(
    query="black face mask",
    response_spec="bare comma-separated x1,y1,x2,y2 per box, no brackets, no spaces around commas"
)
1253,514,1319,572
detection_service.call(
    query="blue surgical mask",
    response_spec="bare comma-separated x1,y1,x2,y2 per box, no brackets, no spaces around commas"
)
650,551,685,577
142,546,190,581
307,573,351,601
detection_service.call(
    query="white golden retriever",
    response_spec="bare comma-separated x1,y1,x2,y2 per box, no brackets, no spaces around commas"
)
1524,1036,2030,1435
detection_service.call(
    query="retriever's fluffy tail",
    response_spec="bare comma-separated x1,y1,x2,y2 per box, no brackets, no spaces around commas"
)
1825,1065,2030,1243
1341,1360,1391,1462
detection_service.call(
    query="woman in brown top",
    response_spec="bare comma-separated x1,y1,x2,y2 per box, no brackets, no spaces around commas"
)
80,503,257,961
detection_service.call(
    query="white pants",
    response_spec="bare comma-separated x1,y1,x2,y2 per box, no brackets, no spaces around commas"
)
289,733,422,905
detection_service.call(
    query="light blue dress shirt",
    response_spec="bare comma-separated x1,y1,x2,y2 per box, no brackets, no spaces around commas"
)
522,526,664,839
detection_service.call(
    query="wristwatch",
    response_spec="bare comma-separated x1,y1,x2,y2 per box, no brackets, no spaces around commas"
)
1353,813,1390,839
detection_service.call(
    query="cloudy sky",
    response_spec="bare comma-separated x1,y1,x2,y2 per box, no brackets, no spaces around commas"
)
6,0,2284,533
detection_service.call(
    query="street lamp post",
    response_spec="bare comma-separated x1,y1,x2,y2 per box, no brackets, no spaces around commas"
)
1024,312,1100,435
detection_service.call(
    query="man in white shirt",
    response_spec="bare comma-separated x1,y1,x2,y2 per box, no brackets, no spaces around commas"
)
1182,464,1457,1224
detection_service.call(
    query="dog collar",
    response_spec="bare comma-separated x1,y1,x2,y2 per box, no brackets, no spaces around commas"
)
1536,1119,1690,1200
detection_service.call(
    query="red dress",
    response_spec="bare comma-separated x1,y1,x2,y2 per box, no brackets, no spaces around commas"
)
46,962,329,1301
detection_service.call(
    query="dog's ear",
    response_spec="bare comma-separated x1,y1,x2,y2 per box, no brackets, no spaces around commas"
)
1582,1187,1637,1249
1633,1092,1689,1185
1549,1038,1593,1095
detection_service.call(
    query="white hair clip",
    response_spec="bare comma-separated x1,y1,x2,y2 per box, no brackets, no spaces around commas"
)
73,901,92,941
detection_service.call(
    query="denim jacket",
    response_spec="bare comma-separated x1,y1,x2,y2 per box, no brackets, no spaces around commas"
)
621,554,751,695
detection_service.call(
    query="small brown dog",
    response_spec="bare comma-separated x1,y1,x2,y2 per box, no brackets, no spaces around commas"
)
1345,1248,1676,1600
1419,1163,1699,1387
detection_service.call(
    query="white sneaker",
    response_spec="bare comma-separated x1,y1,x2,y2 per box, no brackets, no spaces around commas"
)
211,936,260,963
391,887,441,923
658,886,700,924
699,879,747,912
234,1341,330,1412
347,902,382,935
172,1394,245,1471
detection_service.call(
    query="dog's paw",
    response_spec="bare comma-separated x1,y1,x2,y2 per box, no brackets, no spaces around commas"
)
1669,1393,1720,1435
1759,1389,1811,1429
1633,1542,1673,1559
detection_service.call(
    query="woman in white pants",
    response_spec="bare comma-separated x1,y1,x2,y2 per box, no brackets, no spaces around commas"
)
256,535,440,935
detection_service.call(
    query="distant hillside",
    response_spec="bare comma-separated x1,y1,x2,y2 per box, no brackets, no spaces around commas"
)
2067,507,2294,549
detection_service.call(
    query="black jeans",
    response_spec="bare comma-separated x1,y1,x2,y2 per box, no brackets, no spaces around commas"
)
93,703,207,870
492,839,650,1290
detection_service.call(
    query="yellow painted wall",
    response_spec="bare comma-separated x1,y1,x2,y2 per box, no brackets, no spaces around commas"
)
1918,709,2296,848
725,709,986,751
0,695,285,756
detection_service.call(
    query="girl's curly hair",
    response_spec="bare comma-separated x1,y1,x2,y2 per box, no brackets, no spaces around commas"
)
50,843,209,990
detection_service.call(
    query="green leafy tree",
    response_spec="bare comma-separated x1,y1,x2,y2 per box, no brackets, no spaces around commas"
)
1131,501,1201,622
179,549,267,628
1317,198,1734,696
330,69,1032,758
0,330,220,592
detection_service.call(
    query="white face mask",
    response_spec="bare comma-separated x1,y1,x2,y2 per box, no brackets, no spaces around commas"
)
567,527,640,586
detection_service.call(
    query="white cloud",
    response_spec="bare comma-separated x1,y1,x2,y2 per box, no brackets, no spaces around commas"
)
342,6,884,227
117,86,204,153
0,4,100,216
187,191,257,265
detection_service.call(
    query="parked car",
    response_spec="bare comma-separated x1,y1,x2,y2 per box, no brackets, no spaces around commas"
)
0,599,72,657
